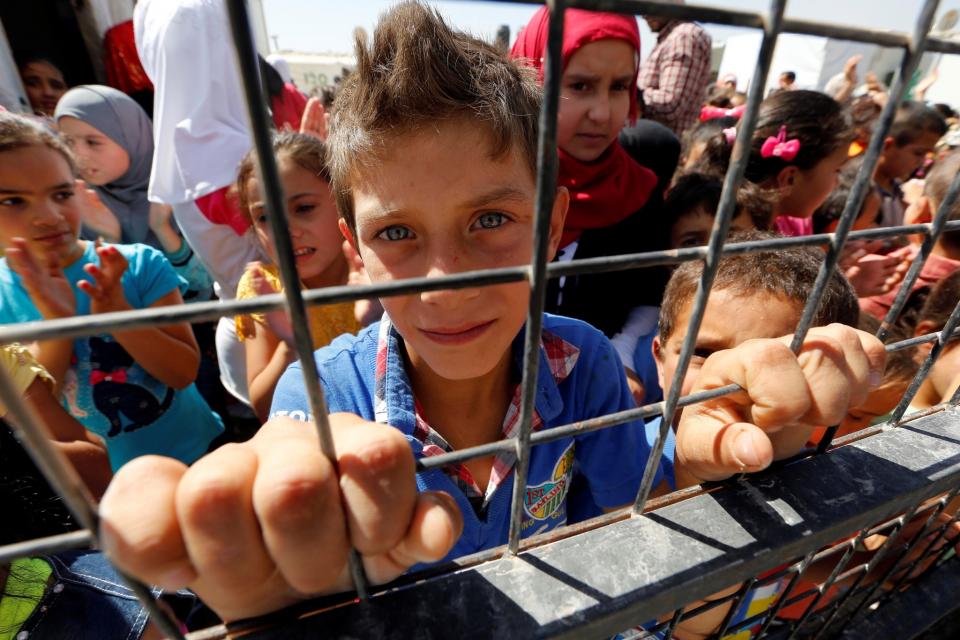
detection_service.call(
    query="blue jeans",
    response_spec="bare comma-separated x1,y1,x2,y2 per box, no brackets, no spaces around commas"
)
18,550,196,639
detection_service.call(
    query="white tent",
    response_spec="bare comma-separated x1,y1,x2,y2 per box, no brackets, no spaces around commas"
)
717,32,895,96
922,51,960,109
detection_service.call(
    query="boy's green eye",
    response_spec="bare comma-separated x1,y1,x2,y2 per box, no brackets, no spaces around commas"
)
475,212,506,230
378,225,412,241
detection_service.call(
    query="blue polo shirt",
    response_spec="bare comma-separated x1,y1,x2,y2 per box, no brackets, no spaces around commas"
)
271,313,666,563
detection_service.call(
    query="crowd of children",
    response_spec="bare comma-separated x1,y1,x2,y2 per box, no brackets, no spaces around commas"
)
0,0,958,637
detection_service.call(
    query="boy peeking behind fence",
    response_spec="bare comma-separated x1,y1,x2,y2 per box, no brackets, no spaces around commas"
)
100,1,885,627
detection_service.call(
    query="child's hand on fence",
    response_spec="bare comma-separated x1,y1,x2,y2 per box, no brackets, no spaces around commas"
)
5,237,76,319
99,414,463,622
78,241,130,314
674,324,886,484
248,261,296,345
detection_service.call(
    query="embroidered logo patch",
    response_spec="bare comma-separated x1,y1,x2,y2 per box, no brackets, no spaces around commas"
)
524,443,574,521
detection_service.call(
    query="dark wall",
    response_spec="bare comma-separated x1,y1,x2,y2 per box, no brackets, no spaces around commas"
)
1,0,96,87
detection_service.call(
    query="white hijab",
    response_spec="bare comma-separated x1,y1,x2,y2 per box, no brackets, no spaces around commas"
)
134,0,252,205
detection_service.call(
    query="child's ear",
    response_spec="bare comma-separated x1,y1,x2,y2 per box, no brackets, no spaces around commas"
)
883,136,896,152
652,336,667,391
914,319,938,359
546,186,570,262
775,165,799,192
338,218,360,259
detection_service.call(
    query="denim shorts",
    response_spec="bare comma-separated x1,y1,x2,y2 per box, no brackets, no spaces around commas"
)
16,550,196,640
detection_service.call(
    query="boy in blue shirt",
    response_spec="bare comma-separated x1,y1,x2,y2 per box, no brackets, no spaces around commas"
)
100,2,884,625
649,231,860,489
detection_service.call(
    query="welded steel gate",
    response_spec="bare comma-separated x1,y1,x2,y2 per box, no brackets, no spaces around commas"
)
3,0,960,638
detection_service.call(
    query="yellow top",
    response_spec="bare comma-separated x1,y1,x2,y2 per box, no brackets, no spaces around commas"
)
234,263,361,349
0,343,55,418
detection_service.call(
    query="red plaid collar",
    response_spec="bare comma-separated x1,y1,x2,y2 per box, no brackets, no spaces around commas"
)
375,318,580,508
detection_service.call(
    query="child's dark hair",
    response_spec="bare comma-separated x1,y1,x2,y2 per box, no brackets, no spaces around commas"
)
659,230,859,343
16,55,63,74
665,172,775,231
917,270,960,333
812,156,879,234
0,113,75,174
924,152,960,252
704,85,733,108
327,1,541,230
681,116,738,164
697,90,853,184
889,101,948,146
857,312,918,385
933,103,958,122
235,132,329,223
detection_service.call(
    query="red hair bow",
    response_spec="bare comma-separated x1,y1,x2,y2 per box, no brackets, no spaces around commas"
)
699,105,746,122
90,369,128,385
761,125,801,162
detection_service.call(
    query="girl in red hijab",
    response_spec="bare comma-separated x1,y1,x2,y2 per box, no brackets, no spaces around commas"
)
512,7,673,404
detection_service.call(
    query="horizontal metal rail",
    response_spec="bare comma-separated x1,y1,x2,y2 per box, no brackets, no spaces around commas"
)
211,408,960,639
1,221,955,345
491,0,960,53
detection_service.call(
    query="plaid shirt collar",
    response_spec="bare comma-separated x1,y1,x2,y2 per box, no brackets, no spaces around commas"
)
655,19,683,44
373,314,580,509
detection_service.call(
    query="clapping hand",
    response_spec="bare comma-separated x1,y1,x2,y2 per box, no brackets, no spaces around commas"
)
5,237,76,319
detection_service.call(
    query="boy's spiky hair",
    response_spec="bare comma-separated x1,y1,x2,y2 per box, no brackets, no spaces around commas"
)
327,1,542,230
658,230,859,344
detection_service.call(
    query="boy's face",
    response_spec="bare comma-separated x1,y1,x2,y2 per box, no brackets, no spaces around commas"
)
0,145,83,265
343,122,567,381
881,132,941,181
654,289,801,402
670,206,755,250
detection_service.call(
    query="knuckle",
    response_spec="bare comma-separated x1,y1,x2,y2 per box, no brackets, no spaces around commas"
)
744,337,793,363
257,462,336,531
345,429,413,478
178,458,251,528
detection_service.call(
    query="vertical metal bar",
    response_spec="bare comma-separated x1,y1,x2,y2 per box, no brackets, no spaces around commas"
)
785,534,868,640
632,0,788,513
789,0,941,354
662,606,685,640
505,0,565,556
808,500,926,640
804,0,941,454
889,296,960,424
0,366,187,639
714,578,757,638
844,491,960,625
886,497,959,593
753,552,816,638
223,0,368,598
876,171,960,342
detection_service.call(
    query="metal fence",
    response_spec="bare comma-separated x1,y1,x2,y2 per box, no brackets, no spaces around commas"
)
2,0,960,638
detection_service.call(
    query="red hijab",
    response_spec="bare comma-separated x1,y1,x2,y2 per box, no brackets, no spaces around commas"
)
512,7,657,247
